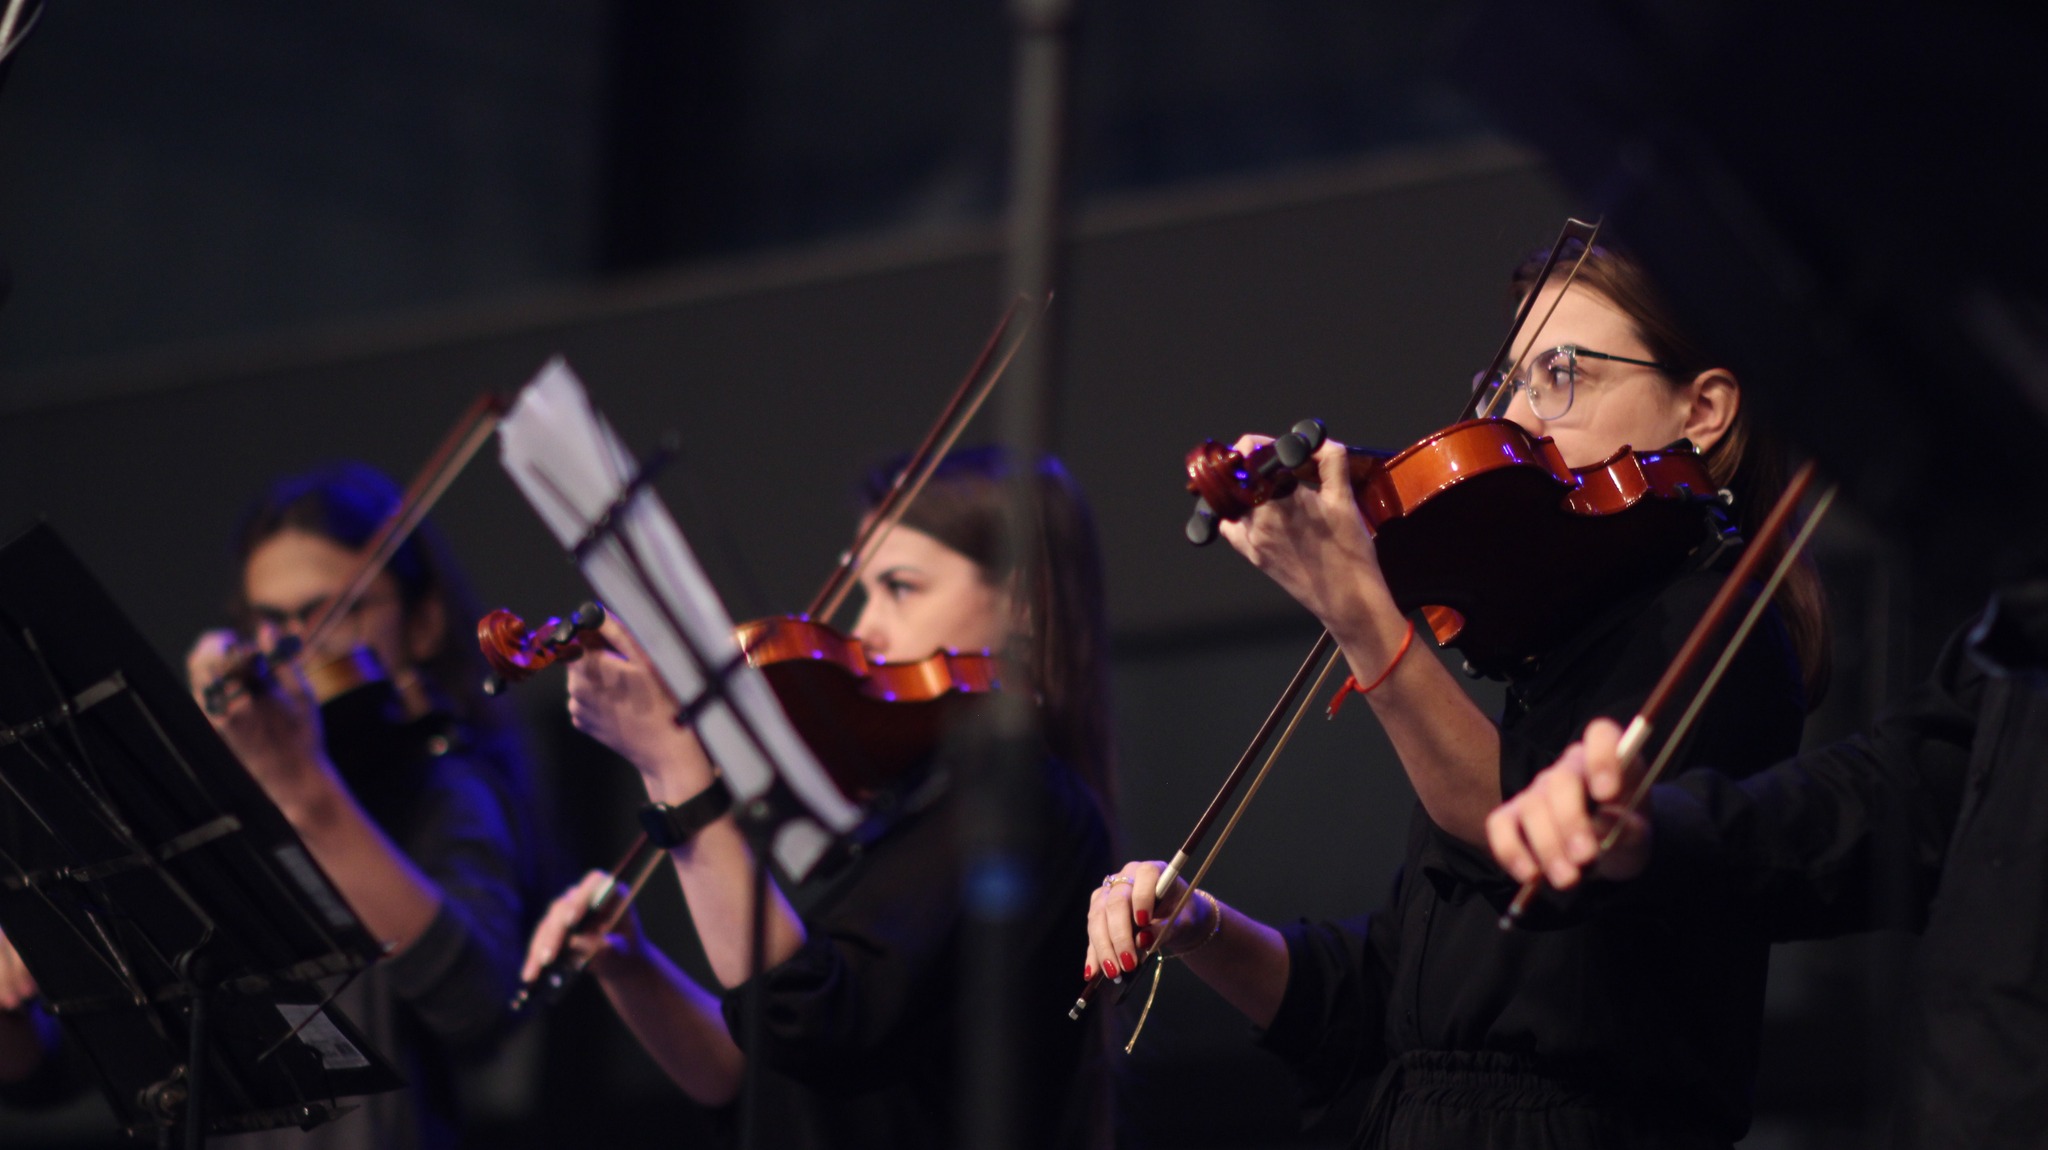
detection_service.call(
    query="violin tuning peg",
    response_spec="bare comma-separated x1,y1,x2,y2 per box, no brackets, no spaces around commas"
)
572,601,606,630
1273,434,1310,470
482,673,507,697
1270,419,1326,470
1185,500,1219,547
548,619,576,644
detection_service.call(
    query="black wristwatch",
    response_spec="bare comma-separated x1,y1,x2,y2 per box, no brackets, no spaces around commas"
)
638,777,734,849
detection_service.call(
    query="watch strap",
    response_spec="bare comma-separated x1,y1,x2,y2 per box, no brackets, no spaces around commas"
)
638,777,734,849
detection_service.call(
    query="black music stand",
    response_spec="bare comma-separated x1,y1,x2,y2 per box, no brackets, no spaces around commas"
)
0,523,401,1146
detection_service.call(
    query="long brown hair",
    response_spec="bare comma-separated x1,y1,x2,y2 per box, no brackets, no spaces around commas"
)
1513,240,1833,706
860,447,1117,822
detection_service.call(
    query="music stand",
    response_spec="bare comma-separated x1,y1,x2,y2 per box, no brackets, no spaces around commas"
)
0,523,401,1146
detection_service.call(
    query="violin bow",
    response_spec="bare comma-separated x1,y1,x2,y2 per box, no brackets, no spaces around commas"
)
809,294,1040,622
1068,631,1345,1023
1499,460,1836,927
203,392,507,712
1465,217,1601,422
515,298,1044,1010
1075,218,1609,1029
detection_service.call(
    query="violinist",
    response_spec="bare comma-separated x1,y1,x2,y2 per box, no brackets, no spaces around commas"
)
522,446,1115,1149
1085,239,1829,1148
183,464,547,1150
1486,581,2048,1148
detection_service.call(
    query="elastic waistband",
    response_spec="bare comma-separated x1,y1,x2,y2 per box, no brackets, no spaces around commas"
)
1386,1048,1612,1110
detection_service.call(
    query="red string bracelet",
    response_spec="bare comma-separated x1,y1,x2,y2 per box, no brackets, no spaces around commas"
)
1327,618,1417,718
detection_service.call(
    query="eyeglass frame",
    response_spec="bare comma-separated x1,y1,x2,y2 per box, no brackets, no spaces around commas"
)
1479,344,1672,422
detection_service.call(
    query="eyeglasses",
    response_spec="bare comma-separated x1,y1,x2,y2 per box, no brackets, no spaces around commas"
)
249,589,399,635
1472,345,1670,422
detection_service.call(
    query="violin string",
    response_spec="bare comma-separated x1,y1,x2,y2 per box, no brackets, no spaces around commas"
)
1123,643,1346,1052
1609,482,1838,842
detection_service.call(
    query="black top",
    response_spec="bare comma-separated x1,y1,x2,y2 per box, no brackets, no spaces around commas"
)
1258,549,1809,1146
721,748,1112,1150
1637,582,2048,1147
235,687,540,1150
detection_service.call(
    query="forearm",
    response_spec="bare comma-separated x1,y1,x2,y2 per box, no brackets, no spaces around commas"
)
1324,580,1501,847
596,947,744,1106
281,773,443,953
1177,898,1291,1029
666,818,807,990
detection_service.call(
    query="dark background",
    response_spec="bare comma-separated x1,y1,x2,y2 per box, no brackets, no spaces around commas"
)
0,3,1997,1147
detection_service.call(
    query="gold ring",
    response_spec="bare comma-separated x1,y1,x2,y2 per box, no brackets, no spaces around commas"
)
1102,875,1134,889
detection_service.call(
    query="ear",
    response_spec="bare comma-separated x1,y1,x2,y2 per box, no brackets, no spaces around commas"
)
404,595,447,666
1681,368,1740,453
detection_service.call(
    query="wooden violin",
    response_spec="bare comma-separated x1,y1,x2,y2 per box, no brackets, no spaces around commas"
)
477,602,609,695
1073,216,1728,1028
479,606,1003,799
1184,415,1726,676
201,394,506,715
494,299,1036,1012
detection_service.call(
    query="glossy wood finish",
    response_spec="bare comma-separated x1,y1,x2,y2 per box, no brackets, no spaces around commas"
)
480,608,1001,799
1184,418,1721,674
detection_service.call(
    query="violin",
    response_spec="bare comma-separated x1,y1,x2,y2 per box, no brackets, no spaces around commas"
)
1184,416,1727,676
493,300,1036,1012
1071,217,1728,1027
478,606,1002,799
201,394,506,715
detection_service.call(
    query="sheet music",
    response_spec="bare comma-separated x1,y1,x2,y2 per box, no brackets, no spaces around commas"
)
496,358,860,876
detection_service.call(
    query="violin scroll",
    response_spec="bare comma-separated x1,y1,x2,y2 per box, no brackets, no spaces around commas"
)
478,602,607,695
1183,419,1329,546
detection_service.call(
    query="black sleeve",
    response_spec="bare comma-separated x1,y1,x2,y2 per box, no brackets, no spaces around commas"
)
723,800,963,1086
1498,570,1809,799
1255,874,1403,1122
0,1004,86,1111
381,756,529,1052
1452,569,1808,902
1638,622,1983,941
722,761,1108,1088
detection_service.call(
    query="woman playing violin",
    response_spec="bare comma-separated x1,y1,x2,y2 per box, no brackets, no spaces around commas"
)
1086,239,1829,1148
523,447,1115,1149
185,464,548,1150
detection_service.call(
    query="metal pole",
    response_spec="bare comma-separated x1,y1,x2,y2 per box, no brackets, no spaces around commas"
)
960,1,1075,1148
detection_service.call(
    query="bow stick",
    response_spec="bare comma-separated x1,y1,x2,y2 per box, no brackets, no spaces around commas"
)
1499,460,1835,927
1073,219,1606,1028
514,297,1043,1011
202,392,507,713
809,294,1038,623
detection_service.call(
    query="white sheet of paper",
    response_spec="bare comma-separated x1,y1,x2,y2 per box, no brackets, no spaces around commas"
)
496,359,861,872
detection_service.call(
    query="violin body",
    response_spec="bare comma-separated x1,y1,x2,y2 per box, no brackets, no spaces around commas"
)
1186,418,1722,675
479,607,1001,799
735,616,1001,797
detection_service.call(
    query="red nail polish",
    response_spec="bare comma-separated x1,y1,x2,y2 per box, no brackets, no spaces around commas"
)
1137,930,1154,950
1133,908,1150,926
1084,962,1094,981
1120,951,1137,973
